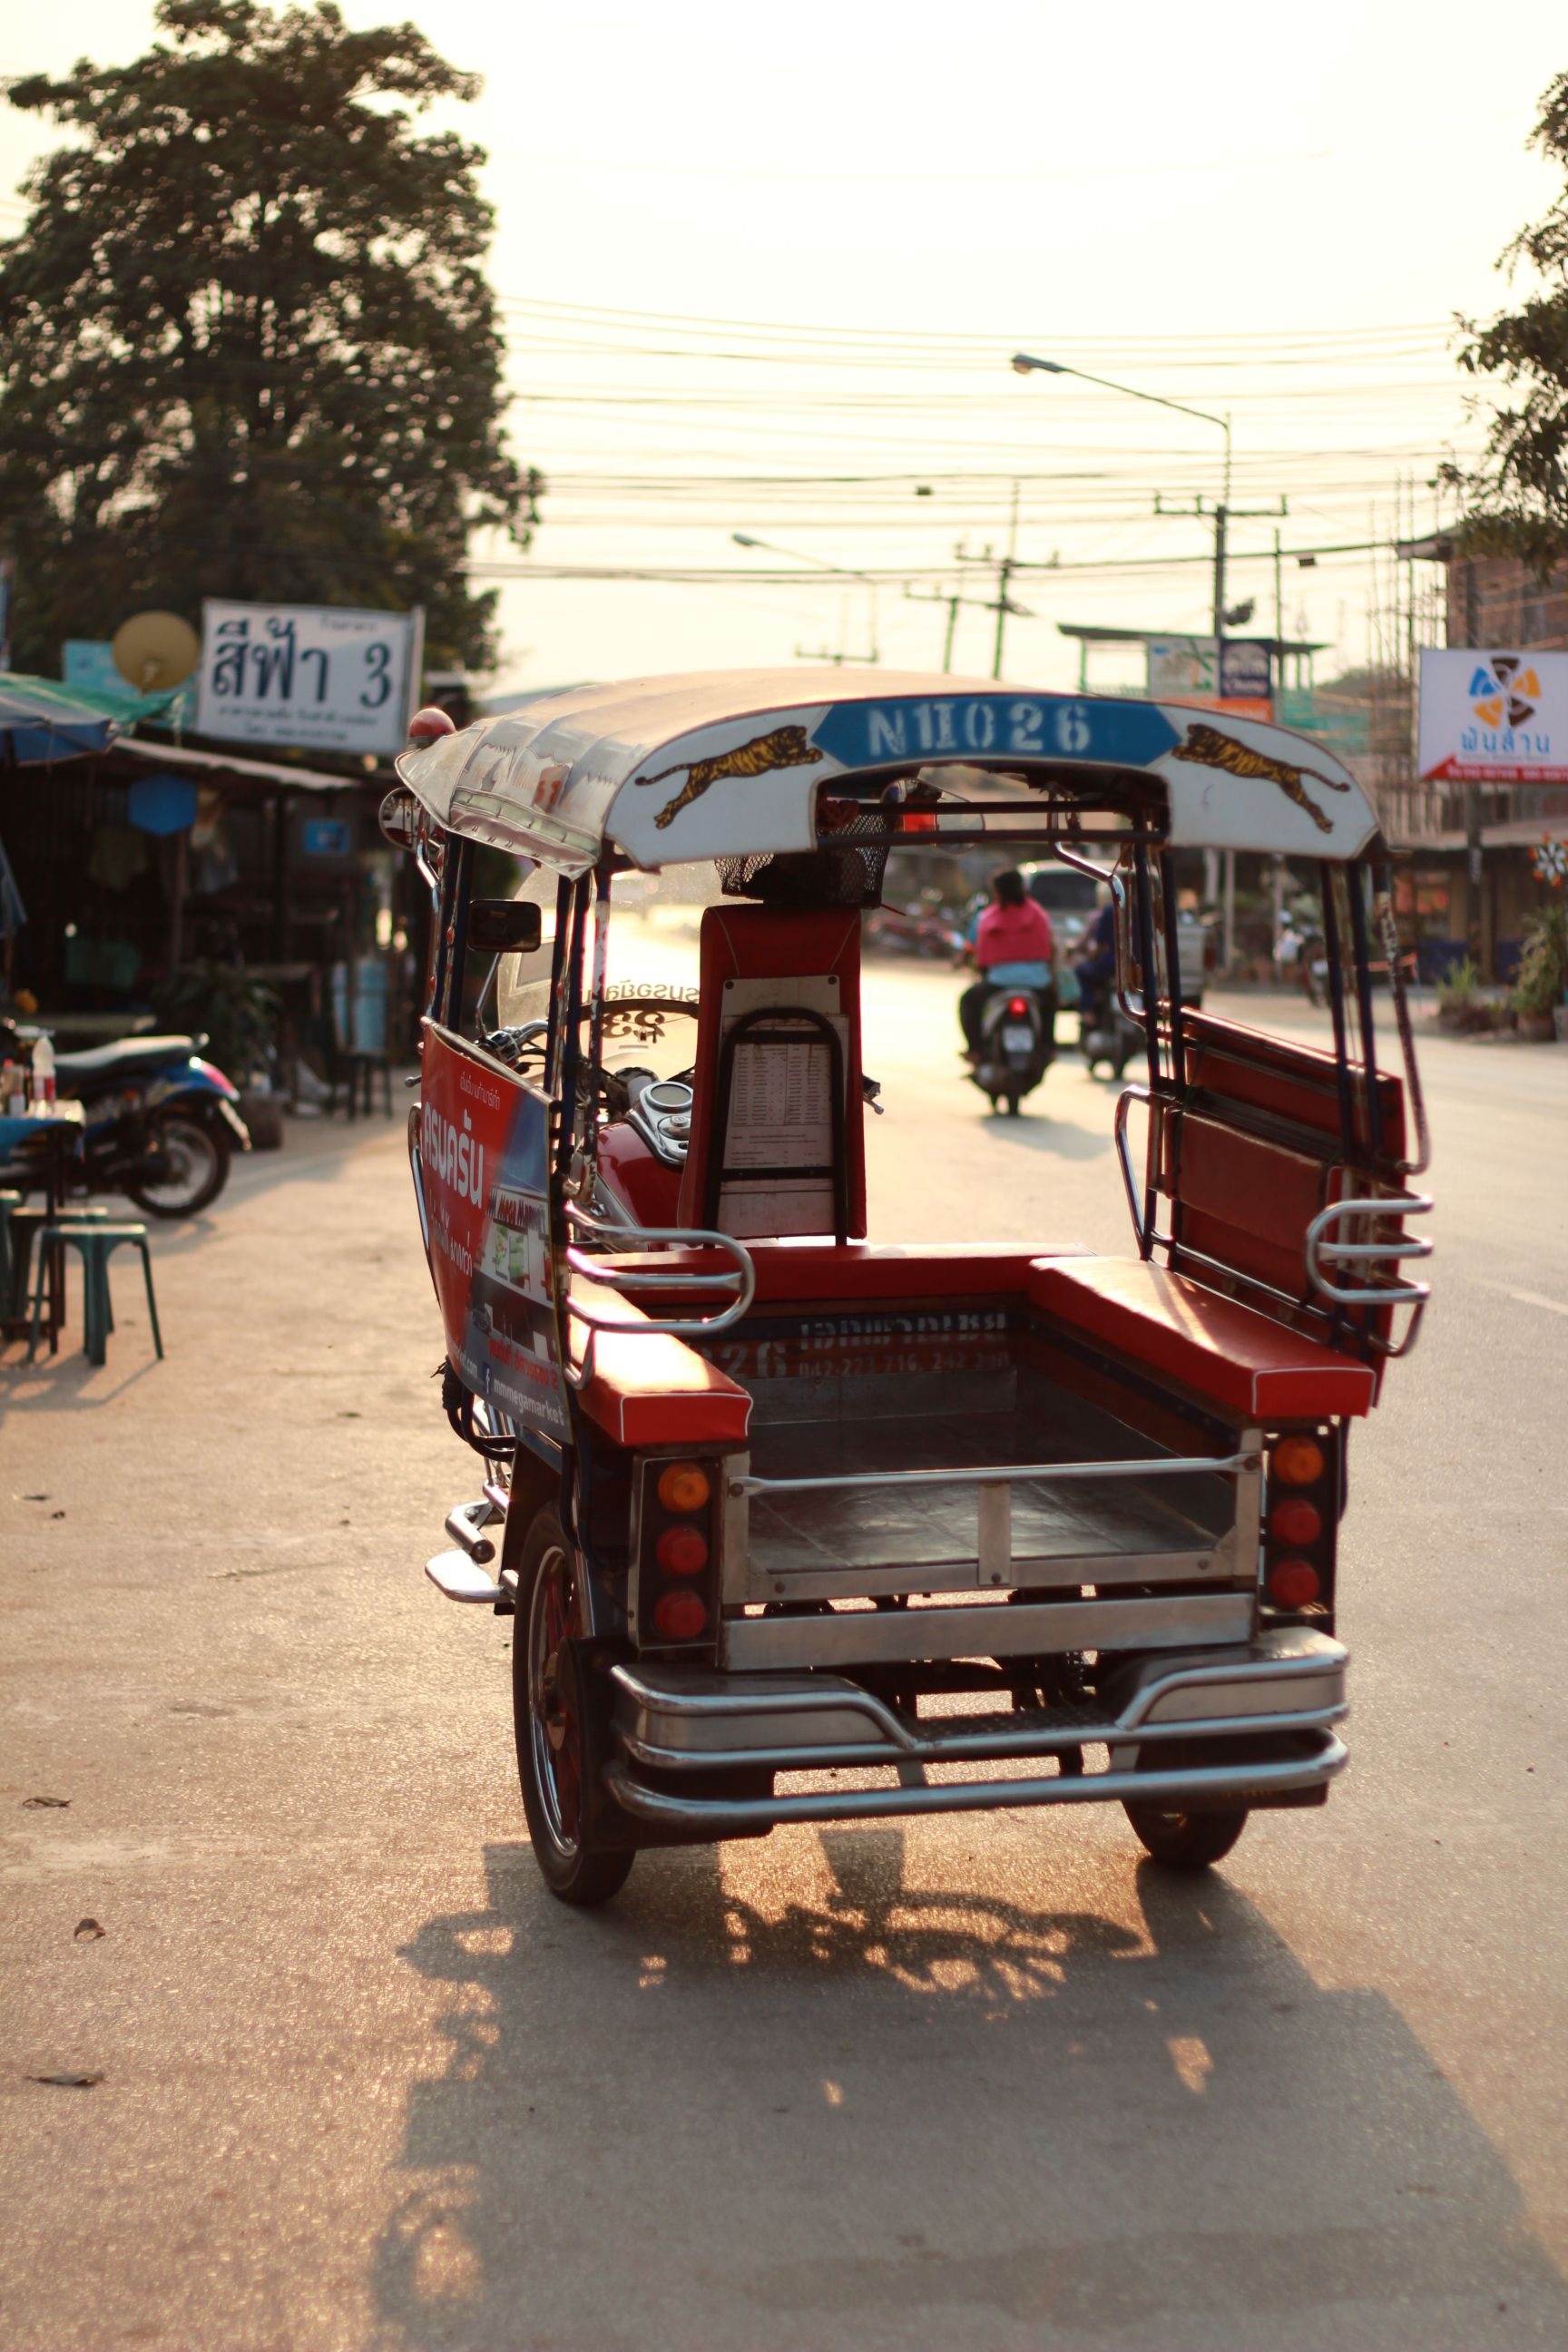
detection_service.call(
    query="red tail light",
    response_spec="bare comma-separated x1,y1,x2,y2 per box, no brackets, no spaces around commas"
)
1269,1498,1322,1546
1006,995,1029,1016
655,1524,708,1577
1268,1558,1321,1610
653,1589,709,1642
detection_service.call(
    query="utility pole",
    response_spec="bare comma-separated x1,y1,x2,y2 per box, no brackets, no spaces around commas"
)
1154,485,1286,974
904,583,1004,672
954,482,1034,680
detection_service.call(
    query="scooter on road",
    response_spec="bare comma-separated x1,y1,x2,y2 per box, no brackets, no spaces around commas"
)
969,985,1054,1115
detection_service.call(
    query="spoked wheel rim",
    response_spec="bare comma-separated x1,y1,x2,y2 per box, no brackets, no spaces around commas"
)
527,1543,584,1857
135,1117,220,1213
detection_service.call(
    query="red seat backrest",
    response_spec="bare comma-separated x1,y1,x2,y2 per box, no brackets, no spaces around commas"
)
677,904,866,1241
1155,1008,1409,1341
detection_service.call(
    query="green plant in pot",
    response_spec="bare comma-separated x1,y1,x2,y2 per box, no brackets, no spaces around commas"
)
151,963,281,1086
1510,903,1568,1036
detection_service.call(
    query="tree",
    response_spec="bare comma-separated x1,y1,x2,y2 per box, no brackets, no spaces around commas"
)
0,0,538,678
1450,75,1568,571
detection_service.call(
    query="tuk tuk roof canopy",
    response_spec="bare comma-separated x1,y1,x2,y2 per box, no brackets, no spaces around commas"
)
395,668,1378,875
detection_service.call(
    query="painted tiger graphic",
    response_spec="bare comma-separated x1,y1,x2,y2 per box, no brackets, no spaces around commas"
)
635,724,822,830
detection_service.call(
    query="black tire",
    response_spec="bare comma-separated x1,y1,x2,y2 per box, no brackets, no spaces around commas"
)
1123,1798,1249,1870
512,1510,635,1906
124,1111,232,1218
1004,1091,1023,1116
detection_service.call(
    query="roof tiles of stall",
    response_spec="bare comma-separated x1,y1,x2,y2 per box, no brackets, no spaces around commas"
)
394,668,1378,874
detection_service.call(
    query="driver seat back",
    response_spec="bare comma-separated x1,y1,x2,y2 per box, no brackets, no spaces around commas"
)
677,905,866,1243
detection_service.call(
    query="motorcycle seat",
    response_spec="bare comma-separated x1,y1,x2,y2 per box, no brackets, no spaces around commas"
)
54,1035,199,1075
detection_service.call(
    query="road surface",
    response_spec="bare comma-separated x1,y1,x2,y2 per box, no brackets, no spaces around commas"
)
4,958,1565,2351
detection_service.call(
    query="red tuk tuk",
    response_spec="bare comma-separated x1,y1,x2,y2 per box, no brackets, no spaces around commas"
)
387,671,1431,1905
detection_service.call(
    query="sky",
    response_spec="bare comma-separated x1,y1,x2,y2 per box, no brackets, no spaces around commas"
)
3,0,1565,695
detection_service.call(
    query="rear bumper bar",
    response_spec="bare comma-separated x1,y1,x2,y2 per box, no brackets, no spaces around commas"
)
604,1734,1347,1831
606,1628,1348,1832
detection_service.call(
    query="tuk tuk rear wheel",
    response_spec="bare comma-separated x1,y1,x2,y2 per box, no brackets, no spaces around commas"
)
1123,1798,1249,1871
513,1510,634,1906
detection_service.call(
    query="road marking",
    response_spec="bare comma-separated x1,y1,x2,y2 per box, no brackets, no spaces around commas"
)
1474,1279,1568,1318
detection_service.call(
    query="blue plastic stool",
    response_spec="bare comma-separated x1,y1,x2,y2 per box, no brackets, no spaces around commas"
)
27,1222,163,1367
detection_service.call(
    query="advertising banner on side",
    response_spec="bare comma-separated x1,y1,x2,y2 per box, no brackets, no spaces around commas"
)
1146,635,1273,722
414,1026,566,1443
1417,649,1568,783
195,599,422,755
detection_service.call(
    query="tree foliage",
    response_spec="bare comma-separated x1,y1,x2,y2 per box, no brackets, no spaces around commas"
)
1451,75,1568,570
0,0,537,676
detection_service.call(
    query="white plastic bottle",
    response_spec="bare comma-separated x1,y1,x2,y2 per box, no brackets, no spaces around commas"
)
30,1034,55,1106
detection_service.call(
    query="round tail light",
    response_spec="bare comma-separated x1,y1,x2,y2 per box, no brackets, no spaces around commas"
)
1269,1498,1322,1546
657,1461,710,1514
1271,1436,1325,1486
655,1524,709,1577
652,1588,709,1642
1268,1558,1321,1609
1006,995,1029,1016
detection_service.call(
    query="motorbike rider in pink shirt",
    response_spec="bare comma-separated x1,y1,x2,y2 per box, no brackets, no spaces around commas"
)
959,868,1056,1057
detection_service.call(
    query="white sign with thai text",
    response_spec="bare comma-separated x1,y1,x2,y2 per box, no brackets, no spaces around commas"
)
1417,648,1568,784
195,600,422,755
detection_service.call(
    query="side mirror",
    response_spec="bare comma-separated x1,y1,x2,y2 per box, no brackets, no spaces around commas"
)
468,899,543,954
377,788,420,849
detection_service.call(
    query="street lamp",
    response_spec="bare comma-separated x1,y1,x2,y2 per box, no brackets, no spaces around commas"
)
1010,351,1237,658
1010,353,1231,511
1010,355,1252,973
730,532,880,662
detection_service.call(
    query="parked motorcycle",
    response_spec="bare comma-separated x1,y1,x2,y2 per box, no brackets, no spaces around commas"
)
969,985,1054,1115
52,1034,251,1215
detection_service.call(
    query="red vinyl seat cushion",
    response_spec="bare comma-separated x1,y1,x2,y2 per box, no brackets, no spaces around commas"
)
566,1287,752,1449
1029,1256,1377,1421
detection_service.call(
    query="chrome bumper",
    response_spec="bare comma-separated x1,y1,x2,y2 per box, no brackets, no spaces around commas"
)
606,1628,1348,1832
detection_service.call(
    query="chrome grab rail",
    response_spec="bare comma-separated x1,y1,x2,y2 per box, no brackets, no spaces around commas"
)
1304,1192,1433,1308
562,1202,756,1388
730,1450,1255,1498
1113,1083,1153,1255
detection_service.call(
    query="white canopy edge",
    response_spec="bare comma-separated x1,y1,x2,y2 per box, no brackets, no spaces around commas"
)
395,668,1378,873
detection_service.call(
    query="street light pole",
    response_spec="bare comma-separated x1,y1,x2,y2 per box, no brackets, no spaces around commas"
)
1012,352,1233,635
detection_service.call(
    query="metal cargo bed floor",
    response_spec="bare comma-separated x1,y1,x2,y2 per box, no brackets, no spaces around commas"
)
743,1369,1232,1578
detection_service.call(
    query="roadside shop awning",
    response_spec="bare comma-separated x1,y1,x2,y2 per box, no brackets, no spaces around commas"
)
0,672,128,763
118,734,376,795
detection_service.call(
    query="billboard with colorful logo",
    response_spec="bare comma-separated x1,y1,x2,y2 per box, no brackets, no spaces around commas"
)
1417,649,1568,784
414,1027,566,1441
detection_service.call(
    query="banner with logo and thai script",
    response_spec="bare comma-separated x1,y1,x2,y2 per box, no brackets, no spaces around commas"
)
415,1026,566,1441
1417,649,1568,783
1146,636,1273,723
195,599,423,756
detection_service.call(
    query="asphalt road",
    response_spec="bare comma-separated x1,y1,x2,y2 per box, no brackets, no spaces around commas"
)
4,960,1566,2352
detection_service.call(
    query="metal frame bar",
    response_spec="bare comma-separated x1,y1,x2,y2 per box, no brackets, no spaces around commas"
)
729,1449,1254,1499
562,1200,756,1390
603,1733,1348,1831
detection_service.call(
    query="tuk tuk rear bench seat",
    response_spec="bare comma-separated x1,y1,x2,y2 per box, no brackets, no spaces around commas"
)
567,1289,752,1450
1028,1256,1377,1422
